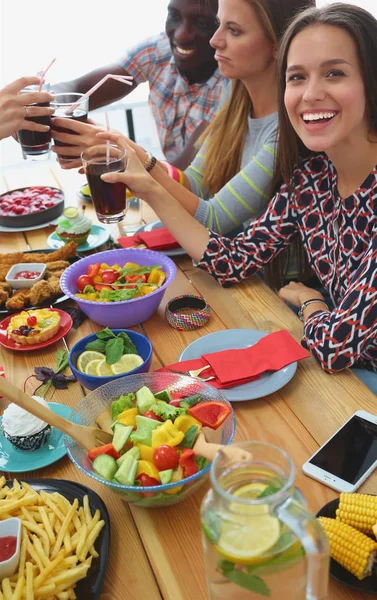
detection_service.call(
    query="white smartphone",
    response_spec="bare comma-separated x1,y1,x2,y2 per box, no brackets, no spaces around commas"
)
302,410,377,493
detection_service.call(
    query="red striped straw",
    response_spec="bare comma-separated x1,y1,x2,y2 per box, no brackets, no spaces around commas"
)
64,74,133,115
105,111,111,165
38,58,56,91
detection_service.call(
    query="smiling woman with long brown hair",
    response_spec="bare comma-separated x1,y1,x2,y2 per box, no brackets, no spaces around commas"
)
98,3,377,393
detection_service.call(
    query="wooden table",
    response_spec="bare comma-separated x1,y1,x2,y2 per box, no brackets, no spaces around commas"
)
1,159,377,599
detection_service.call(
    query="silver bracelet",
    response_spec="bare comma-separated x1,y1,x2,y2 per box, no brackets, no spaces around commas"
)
298,298,329,322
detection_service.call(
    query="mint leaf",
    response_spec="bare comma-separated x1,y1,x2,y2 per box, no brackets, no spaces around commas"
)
85,339,106,353
117,332,137,354
258,483,282,498
195,456,208,471
96,327,116,339
106,337,124,365
217,561,271,597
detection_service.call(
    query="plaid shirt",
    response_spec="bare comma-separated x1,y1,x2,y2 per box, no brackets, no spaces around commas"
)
120,33,228,162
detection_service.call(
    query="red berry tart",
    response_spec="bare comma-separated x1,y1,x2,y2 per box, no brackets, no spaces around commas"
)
0,186,64,228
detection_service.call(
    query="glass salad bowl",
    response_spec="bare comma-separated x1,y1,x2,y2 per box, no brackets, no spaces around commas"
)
65,372,236,508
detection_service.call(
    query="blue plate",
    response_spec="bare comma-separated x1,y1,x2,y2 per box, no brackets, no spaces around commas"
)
47,224,110,252
179,329,297,402
0,402,72,472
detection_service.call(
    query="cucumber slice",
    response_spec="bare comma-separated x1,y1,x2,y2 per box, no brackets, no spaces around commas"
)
159,469,173,484
117,446,140,466
114,454,138,486
179,394,202,409
136,386,156,415
92,454,118,481
154,389,172,403
112,423,133,452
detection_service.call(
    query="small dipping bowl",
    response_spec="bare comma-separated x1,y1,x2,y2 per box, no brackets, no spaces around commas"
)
5,263,46,289
0,517,21,579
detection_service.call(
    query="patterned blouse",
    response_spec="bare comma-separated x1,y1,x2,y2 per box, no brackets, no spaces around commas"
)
198,153,377,373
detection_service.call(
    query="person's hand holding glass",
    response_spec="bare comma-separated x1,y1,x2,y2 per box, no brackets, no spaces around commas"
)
0,76,54,142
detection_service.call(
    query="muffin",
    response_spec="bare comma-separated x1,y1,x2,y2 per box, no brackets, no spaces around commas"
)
7,308,61,345
56,206,92,245
1,396,52,451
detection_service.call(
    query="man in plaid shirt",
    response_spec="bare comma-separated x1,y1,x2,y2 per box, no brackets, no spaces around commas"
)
54,0,228,169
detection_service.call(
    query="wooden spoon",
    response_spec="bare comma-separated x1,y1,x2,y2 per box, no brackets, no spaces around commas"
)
193,432,252,463
0,378,112,451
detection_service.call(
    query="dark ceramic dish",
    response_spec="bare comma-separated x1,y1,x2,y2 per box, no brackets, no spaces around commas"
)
0,186,64,228
5,478,110,600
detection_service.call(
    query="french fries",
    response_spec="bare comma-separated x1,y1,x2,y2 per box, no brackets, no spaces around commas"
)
0,478,104,600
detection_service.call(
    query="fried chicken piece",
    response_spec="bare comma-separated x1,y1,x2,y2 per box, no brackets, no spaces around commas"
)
0,252,24,265
45,269,66,280
45,260,70,272
5,288,30,310
0,282,11,306
22,242,77,263
29,280,54,306
0,267,11,282
47,277,62,296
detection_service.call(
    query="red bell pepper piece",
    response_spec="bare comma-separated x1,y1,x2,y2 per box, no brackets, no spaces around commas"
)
136,473,160,497
86,263,100,278
179,449,198,478
126,274,147,283
88,443,120,462
169,399,182,407
188,401,231,430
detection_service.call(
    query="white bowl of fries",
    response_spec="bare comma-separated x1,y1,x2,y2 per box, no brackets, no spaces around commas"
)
0,476,108,599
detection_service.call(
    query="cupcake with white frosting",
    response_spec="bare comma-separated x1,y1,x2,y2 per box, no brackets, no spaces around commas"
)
1,396,52,451
56,206,92,245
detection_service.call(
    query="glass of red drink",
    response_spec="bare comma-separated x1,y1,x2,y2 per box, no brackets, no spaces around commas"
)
51,93,89,166
81,144,127,223
18,83,52,160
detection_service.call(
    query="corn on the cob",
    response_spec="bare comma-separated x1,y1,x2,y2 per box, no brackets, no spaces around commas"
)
336,492,377,533
318,517,377,580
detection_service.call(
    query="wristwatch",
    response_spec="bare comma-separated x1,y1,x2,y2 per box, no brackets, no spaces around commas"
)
298,298,329,322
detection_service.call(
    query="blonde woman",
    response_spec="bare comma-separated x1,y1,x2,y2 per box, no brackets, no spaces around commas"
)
52,0,314,235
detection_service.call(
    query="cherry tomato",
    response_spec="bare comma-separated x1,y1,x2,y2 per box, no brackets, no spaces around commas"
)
86,263,100,279
136,473,160,497
101,269,119,284
27,315,37,326
153,445,179,471
77,274,93,292
126,274,147,283
143,410,164,422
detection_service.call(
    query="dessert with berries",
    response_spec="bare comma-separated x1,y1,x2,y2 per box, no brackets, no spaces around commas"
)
0,186,64,227
7,309,61,345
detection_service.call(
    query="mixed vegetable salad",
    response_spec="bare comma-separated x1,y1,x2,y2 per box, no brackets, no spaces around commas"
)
88,385,231,494
75,261,166,303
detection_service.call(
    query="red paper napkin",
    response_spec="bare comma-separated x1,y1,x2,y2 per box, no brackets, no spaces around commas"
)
118,228,180,250
158,330,310,389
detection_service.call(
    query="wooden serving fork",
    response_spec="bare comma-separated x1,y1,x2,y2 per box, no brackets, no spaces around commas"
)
0,378,112,451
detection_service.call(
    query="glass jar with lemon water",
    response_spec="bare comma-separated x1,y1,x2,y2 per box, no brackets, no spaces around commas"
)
201,442,330,599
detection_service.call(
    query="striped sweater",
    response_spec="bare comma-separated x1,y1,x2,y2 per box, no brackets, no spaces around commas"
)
185,112,278,234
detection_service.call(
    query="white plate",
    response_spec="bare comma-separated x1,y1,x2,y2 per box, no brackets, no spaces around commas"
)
135,220,186,257
0,218,59,233
179,329,297,402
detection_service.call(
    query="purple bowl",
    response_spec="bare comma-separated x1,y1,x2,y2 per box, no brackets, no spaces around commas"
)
60,248,176,328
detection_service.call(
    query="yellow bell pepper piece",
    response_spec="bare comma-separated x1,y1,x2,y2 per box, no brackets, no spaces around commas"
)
164,465,184,494
136,460,160,482
100,263,111,270
135,443,155,463
151,420,185,448
139,284,158,296
117,407,138,427
147,268,166,287
174,414,202,434
93,275,102,283
123,262,140,269
75,292,98,301
112,263,121,271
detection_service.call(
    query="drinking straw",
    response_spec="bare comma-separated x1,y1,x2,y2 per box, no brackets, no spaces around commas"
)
105,111,111,165
65,74,133,115
38,58,56,91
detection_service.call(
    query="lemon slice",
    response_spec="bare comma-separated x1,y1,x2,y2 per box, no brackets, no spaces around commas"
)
80,185,91,197
85,359,103,376
77,350,105,373
215,514,280,564
111,354,144,374
234,483,268,499
63,206,79,219
230,483,269,515
96,359,115,376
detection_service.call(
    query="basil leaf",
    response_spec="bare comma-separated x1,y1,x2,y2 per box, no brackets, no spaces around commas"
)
96,327,116,339
117,332,137,354
195,455,208,471
217,561,271,597
106,337,124,365
85,339,107,353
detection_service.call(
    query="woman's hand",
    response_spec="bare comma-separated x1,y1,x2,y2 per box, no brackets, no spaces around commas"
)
278,281,325,307
0,77,54,141
97,131,161,202
51,118,105,169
